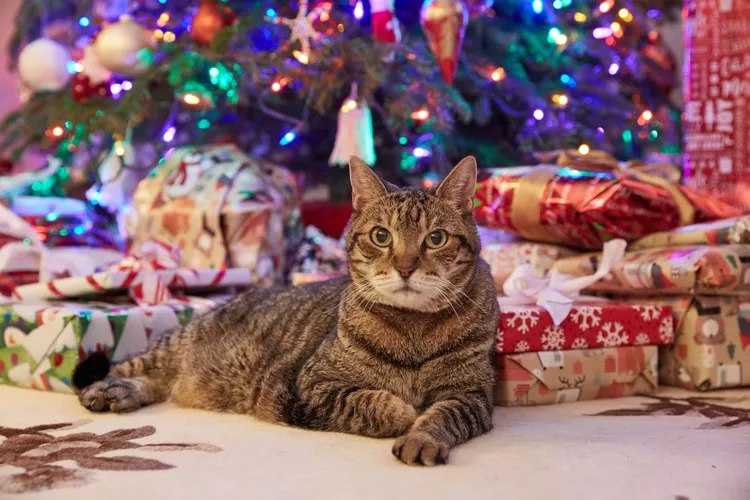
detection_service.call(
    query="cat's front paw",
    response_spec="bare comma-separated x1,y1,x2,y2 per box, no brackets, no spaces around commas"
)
392,432,449,466
388,401,418,437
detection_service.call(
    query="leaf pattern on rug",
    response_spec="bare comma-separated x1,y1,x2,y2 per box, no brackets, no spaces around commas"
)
0,420,221,494
589,395,750,429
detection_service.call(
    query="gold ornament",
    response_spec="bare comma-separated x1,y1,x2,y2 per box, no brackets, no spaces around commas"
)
93,15,155,77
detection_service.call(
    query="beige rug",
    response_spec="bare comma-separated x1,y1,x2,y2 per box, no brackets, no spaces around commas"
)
1,386,749,500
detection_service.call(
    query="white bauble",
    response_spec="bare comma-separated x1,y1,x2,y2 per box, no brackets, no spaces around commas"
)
18,38,71,91
93,15,154,77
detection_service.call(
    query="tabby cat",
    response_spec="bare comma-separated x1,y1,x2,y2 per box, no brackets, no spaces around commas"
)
73,156,500,466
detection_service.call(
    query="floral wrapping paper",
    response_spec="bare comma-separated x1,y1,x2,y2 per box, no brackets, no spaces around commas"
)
0,296,228,393
495,345,658,406
127,145,301,281
473,165,741,250
496,302,673,354
622,296,750,391
481,242,578,292
553,245,750,296
631,216,750,249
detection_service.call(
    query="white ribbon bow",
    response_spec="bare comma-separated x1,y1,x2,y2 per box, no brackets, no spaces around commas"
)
498,239,627,326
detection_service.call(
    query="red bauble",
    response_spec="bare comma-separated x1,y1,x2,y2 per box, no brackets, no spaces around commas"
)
463,0,493,19
191,0,238,46
420,0,468,85
72,73,111,102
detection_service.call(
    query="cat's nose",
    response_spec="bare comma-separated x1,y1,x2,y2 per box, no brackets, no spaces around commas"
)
396,266,416,279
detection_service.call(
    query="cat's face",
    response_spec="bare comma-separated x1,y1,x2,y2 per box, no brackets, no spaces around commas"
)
345,157,480,313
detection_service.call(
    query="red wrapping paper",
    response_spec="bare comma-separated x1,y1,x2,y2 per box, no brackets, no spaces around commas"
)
496,302,674,354
683,0,750,208
474,166,742,250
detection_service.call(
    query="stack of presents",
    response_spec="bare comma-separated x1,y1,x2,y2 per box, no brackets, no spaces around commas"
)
2,146,750,410
0,144,302,393
479,150,750,405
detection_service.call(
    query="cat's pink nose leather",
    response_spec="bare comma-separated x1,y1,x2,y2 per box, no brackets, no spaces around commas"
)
396,266,416,279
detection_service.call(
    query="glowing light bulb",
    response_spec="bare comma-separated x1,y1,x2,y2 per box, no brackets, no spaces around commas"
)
115,141,125,156
578,144,590,155
413,147,430,158
555,34,568,45
280,131,296,146
122,81,133,91
163,126,176,142
154,29,164,39
608,63,620,75
599,0,614,13
74,62,84,73
164,31,176,43
293,51,309,64
610,22,623,37
593,27,612,39
491,68,506,81
79,17,90,27
533,109,544,120
52,126,64,137
640,110,653,121
532,0,543,14
574,12,587,22
354,0,364,19
618,8,633,22
552,94,569,107
320,10,330,21
158,13,170,27
183,93,201,105
411,109,430,121
342,99,357,112
271,81,282,92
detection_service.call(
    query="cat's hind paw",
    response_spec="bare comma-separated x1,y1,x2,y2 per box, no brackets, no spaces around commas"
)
392,433,449,466
78,377,147,413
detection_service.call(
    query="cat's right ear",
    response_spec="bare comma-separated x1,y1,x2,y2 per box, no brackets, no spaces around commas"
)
349,156,387,211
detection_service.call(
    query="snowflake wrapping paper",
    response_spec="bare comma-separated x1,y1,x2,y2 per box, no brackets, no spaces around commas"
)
496,302,674,354
0,296,228,393
473,165,740,250
631,216,750,250
495,345,658,406
481,242,578,292
127,144,302,281
553,245,750,296
622,296,750,391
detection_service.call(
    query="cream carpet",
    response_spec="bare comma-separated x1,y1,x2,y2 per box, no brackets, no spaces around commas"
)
1,386,749,500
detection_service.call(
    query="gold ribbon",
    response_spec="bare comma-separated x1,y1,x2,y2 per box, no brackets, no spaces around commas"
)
535,149,683,184
509,153,695,242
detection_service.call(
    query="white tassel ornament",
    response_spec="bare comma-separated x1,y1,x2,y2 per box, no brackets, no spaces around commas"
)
328,84,376,167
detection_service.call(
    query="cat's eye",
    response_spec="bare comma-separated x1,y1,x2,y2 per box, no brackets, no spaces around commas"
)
370,227,392,247
425,230,448,249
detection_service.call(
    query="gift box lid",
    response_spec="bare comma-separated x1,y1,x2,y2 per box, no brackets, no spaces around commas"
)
497,302,674,354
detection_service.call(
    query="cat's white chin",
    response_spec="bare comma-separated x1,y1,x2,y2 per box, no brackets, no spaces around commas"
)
369,272,447,312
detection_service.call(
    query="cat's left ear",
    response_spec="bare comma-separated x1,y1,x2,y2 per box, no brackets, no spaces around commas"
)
435,156,477,214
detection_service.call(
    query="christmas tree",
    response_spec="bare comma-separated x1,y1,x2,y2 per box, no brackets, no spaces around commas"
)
2,0,681,203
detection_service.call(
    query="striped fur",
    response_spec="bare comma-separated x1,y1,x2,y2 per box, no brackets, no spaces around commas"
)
75,156,499,466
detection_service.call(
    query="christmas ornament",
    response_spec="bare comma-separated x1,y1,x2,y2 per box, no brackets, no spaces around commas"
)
191,0,238,46
72,45,112,101
329,84,376,167
93,15,154,77
86,130,141,215
266,0,331,62
463,0,493,18
17,39,71,92
371,0,401,43
420,0,468,85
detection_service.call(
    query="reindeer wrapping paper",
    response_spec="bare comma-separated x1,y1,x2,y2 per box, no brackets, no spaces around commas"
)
495,345,658,406
0,296,228,393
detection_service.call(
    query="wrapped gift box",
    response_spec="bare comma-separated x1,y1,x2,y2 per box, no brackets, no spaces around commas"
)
0,296,228,393
623,296,750,391
482,242,578,292
496,302,673,354
495,345,658,406
127,144,301,279
473,160,740,250
553,245,750,296
631,216,750,249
